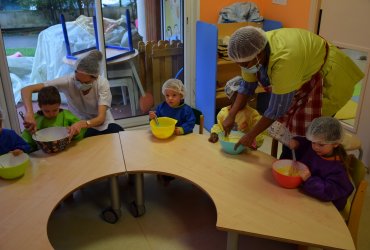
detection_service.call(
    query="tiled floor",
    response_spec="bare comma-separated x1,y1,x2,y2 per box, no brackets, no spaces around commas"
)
47,130,370,250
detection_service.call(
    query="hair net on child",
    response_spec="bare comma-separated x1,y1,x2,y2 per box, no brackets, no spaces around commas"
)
225,76,243,99
228,26,267,63
306,117,343,144
162,78,185,97
75,50,103,77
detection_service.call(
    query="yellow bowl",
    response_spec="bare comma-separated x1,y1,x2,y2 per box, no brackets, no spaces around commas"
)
0,153,30,179
150,117,177,139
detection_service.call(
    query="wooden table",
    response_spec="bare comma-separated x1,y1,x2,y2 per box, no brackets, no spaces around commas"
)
119,130,355,250
0,134,125,250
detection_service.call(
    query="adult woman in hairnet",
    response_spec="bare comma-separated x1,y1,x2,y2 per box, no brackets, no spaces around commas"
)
21,50,123,138
223,27,364,154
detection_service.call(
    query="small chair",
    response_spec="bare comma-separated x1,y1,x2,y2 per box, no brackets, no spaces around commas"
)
192,108,204,134
342,132,363,160
343,155,368,248
108,68,139,116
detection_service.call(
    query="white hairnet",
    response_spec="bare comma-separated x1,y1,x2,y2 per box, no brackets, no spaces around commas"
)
225,76,243,99
306,117,343,144
228,26,267,63
75,50,103,77
162,78,185,97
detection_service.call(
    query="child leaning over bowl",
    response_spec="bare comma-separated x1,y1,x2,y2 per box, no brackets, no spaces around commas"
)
149,79,195,135
22,86,86,152
0,108,30,156
208,76,264,149
287,117,354,211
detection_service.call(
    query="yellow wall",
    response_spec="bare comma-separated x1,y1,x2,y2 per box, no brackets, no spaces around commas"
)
200,0,311,29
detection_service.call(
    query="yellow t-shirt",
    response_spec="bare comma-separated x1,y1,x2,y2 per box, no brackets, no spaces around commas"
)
241,28,364,116
211,105,265,148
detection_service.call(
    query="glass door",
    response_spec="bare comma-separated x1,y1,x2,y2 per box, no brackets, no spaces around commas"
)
0,30,20,134
0,0,149,130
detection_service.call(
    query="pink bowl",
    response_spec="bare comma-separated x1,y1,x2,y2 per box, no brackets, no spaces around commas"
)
272,159,304,189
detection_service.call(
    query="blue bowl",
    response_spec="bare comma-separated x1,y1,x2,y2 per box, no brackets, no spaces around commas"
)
219,131,246,155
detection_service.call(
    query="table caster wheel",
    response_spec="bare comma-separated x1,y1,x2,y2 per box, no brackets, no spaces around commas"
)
129,201,146,217
101,207,119,224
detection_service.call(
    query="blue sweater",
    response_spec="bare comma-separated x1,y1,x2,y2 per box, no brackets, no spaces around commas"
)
0,129,31,155
155,101,196,134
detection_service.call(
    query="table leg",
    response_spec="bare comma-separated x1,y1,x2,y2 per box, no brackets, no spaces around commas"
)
129,173,146,217
110,175,121,215
227,231,239,250
101,175,121,224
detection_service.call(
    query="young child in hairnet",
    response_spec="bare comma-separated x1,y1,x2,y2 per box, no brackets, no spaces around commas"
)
149,78,195,135
149,79,195,186
208,76,264,149
21,86,85,152
0,108,30,156
288,117,354,211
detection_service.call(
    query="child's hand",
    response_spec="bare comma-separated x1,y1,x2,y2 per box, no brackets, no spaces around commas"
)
149,111,156,120
208,133,219,143
24,112,37,133
289,139,299,150
11,149,24,156
297,164,311,181
174,127,183,135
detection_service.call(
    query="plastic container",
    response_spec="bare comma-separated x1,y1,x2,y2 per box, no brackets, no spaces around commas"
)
0,153,30,179
272,159,304,189
219,131,246,155
150,117,177,139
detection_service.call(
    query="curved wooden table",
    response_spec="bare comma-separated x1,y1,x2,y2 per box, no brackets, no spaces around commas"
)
119,130,355,250
0,134,125,250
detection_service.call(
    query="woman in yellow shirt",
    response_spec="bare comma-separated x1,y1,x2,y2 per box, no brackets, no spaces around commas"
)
223,27,364,154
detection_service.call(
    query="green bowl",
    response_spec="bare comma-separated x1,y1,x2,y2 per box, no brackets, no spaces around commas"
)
0,153,30,179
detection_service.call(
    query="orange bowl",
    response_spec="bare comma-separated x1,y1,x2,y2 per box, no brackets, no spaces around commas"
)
272,159,304,189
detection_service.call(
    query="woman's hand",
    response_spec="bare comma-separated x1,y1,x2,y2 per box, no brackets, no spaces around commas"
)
149,111,156,120
234,132,256,150
24,112,37,133
222,116,236,136
11,149,24,156
68,121,86,139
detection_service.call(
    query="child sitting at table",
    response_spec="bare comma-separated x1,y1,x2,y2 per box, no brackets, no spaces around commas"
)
22,86,85,152
208,76,264,149
289,116,354,211
149,78,195,186
149,78,195,135
0,108,30,156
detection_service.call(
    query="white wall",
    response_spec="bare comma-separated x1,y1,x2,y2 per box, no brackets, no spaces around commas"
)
319,0,370,166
